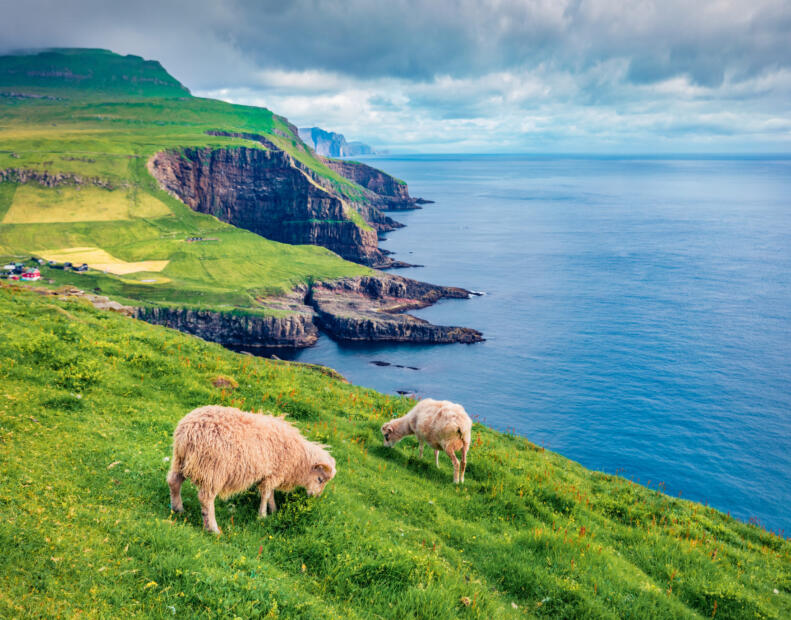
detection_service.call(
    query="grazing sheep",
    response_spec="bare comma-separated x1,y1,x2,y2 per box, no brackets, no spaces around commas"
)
167,405,336,534
381,398,472,483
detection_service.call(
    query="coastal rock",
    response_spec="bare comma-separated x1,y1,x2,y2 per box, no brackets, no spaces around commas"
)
298,126,375,157
147,145,390,267
135,305,319,348
322,158,424,211
310,274,484,344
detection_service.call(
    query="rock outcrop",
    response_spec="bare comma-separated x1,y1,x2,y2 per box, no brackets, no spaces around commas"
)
147,146,394,267
135,273,483,348
322,159,421,211
135,306,319,348
298,127,374,157
310,275,484,344
0,167,121,190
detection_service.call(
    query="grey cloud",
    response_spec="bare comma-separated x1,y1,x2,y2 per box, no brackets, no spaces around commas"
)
1,0,790,151
2,0,790,89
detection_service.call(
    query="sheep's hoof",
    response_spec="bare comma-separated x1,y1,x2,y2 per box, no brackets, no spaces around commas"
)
170,504,184,514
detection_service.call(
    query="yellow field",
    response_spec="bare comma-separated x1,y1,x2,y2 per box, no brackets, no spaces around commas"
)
2,185,172,224
39,247,169,275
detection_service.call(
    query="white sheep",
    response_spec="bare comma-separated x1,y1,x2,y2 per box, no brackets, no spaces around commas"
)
167,405,336,533
381,398,472,483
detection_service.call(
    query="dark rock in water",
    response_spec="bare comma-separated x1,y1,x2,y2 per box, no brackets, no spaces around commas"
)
371,360,391,366
310,274,484,344
396,390,417,397
380,260,421,270
406,366,420,371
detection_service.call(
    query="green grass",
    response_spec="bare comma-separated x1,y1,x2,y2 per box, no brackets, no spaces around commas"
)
0,49,377,315
0,179,369,312
0,48,191,99
1,284,789,618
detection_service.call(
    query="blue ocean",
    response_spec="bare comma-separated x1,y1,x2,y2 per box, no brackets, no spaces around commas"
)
291,154,791,534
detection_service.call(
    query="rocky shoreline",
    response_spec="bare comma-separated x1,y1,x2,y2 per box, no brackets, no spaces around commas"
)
135,273,483,349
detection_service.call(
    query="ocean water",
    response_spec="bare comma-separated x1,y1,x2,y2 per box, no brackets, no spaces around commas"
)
292,155,791,534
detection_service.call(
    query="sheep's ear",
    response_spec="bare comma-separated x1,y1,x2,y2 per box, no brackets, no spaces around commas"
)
381,423,391,433
312,463,332,476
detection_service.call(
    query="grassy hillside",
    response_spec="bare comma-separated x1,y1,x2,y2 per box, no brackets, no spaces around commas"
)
0,49,372,313
0,48,191,99
1,284,789,619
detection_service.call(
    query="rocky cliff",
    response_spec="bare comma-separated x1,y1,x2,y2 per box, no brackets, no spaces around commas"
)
147,145,395,267
135,306,319,348
298,127,374,157
134,273,483,348
310,274,484,344
322,159,421,210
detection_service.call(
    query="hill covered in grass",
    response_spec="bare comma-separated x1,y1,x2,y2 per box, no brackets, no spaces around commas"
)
0,49,424,331
1,284,789,618
0,48,191,99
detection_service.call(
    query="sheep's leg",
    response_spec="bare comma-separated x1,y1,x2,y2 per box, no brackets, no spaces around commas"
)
460,443,469,484
419,440,425,458
258,479,276,518
167,468,184,513
198,488,221,534
434,449,440,468
444,446,461,483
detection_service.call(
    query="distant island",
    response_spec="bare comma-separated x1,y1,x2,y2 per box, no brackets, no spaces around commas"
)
298,126,377,157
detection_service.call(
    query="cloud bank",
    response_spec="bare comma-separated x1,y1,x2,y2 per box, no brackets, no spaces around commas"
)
2,0,789,152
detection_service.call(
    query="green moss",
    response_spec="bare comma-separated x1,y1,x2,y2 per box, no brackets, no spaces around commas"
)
1,285,789,618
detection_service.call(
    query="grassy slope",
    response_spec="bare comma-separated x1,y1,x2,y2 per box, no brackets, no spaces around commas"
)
1,285,789,619
0,49,371,312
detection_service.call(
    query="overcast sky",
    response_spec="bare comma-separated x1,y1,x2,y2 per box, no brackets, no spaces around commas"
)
2,0,790,152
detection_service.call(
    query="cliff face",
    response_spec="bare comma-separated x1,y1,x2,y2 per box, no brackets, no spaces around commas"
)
134,274,482,348
310,275,484,344
322,159,421,211
298,127,374,157
147,146,390,267
135,306,319,348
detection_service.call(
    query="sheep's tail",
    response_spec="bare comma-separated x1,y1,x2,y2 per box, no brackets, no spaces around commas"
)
167,439,184,480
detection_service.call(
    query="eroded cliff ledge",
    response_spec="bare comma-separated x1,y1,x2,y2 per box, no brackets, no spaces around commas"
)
147,130,427,268
310,274,484,344
148,146,394,267
135,306,319,348
321,158,423,211
132,274,482,348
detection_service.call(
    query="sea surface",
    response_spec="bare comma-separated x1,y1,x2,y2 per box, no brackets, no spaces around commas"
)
292,154,791,534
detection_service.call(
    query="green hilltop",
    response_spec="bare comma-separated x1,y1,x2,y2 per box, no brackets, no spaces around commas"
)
0,49,370,314
0,48,191,99
1,285,789,618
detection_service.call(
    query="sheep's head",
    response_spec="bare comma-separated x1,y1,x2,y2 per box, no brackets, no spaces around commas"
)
305,456,336,497
381,421,400,447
